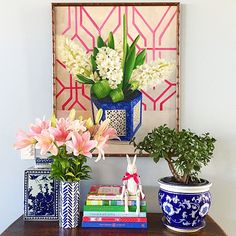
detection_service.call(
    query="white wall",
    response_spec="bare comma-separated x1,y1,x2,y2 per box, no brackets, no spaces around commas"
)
0,0,235,235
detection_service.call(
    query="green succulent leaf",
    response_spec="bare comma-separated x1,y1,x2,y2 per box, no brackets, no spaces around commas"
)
131,124,216,184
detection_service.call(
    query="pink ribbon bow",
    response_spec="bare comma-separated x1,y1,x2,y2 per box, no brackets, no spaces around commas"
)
122,172,139,184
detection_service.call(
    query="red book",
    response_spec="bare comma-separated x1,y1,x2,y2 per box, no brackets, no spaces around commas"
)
83,216,147,223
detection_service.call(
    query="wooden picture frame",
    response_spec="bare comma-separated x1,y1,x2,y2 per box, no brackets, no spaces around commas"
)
52,2,180,157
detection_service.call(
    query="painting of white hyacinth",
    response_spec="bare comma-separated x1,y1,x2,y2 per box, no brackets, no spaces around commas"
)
52,2,180,155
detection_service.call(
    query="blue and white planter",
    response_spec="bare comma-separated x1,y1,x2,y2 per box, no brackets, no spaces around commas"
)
91,90,142,141
59,181,80,228
158,177,212,233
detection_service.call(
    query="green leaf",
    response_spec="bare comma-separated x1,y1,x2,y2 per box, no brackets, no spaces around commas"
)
65,172,75,177
122,14,127,70
127,35,140,58
126,44,130,57
93,47,99,57
123,46,136,89
60,159,68,169
76,74,95,84
108,32,115,49
97,36,106,48
134,49,146,69
90,55,97,72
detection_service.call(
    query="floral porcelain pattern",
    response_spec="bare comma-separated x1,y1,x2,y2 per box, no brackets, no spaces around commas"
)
24,169,58,220
158,189,211,228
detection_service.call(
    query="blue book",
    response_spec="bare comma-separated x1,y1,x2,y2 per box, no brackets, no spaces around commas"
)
83,211,147,217
82,221,147,229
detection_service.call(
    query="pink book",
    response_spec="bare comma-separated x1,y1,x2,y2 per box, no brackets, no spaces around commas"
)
83,216,147,223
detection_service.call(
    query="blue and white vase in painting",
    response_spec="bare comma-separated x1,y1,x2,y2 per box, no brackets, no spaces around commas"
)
91,90,142,141
59,181,80,228
158,177,212,233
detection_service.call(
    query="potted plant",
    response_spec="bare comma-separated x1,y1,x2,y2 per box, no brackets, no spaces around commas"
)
131,125,216,232
57,14,173,141
14,109,118,228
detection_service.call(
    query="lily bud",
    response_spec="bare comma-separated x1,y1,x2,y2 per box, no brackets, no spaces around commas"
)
50,113,57,127
69,109,76,121
86,118,94,129
95,109,103,124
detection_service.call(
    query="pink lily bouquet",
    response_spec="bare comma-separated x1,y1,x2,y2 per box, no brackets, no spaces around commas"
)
14,109,118,182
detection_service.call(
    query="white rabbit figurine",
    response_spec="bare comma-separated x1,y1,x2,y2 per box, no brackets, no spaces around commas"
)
120,155,145,215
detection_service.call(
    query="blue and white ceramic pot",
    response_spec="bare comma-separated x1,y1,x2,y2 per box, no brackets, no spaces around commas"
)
158,177,212,233
91,90,142,141
59,181,80,228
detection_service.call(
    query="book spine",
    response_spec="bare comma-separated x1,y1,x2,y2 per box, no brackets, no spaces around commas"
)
82,221,148,229
83,205,146,212
87,195,140,201
83,211,147,217
87,195,122,200
86,200,146,206
83,216,147,222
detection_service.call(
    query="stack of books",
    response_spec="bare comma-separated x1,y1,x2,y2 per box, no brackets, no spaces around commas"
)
82,185,147,228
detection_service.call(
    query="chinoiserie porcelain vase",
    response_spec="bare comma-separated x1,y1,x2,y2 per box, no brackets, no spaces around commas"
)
59,181,80,228
158,177,212,233
91,90,142,141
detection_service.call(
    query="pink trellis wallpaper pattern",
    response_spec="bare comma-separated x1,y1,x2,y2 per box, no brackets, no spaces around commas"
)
53,4,179,154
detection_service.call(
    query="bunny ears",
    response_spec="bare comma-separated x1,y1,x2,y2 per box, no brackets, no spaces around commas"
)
126,154,137,165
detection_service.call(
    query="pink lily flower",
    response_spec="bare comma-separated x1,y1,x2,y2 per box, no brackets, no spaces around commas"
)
68,119,87,133
29,118,50,136
66,131,97,158
49,118,70,146
14,130,36,149
35,130,58,156
93,120,119,162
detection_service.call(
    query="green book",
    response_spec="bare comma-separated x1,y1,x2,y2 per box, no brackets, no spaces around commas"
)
83,205,147,212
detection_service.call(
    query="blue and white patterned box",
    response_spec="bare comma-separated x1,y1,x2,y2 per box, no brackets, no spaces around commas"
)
35,157,53,168
24,168,58,221
91,90,142,141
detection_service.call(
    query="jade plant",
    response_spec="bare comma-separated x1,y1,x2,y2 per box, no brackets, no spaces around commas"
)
131,125,216,184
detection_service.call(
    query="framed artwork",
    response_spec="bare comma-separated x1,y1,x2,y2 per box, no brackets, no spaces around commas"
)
52,2,180,156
